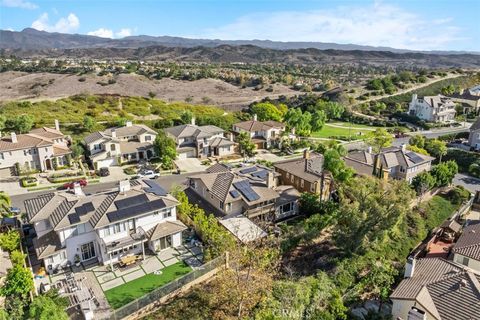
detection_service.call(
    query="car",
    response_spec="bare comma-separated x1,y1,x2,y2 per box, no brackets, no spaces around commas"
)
97,167,110,177
136,170,160,179
9,207,21,215
63,179,88,189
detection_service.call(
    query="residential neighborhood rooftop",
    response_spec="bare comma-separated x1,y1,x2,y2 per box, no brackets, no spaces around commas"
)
452,222,480,261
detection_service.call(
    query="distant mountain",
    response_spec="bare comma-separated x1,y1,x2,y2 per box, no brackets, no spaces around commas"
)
0,28,476,55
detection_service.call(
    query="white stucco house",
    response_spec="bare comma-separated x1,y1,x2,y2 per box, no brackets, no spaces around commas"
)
84,121,157,168
26,179,186,272
0,120,71,177
408,94,456,123
232,115,286,149
164,119,235,159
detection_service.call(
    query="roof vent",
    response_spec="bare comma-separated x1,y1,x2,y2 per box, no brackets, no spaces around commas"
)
126,121,133,127
119,180,130,194
11,132,17,144
460,279,468,287
73,183,84,196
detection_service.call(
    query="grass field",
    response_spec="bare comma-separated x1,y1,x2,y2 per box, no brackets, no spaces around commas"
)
421,194,460,230
311,122,382,139
104,261,192,309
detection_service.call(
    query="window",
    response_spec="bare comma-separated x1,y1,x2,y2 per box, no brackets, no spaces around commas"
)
73,223,86,236
310,184,315,192
300,179,304,188
80,242,96,261
226,203,232,212
110,144,116,151
104,227,110,236
220,202,224,209
163,210,172,218
280,202,293,213
145,135,151,141
462,256,470,266
286,172,290,179
291,175,294,183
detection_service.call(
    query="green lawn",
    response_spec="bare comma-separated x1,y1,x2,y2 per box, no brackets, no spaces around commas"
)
421,195,460,230
311,123,379,140
104,261,192,309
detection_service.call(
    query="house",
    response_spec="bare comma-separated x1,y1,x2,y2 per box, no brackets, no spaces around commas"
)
232,115,286,149
274,150,333,201
188,163,300,221
84,121,157,169
25,179,186,272
468,117,480,150
0,120,71,178
344,145,435,183
449,88,480,114
408,94,456,123
390,257,480,320
452,222,480,272
164,119,235,159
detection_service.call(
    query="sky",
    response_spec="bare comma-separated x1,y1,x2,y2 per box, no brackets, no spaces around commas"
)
0,0,479,51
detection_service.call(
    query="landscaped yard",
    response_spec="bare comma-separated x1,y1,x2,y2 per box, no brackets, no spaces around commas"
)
104,261,192,309
421,194,461,229
311,122,382,140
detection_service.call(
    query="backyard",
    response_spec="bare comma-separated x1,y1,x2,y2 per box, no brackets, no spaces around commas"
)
311,121,382,140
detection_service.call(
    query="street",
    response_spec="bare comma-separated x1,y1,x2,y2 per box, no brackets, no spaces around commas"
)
453,173,480,193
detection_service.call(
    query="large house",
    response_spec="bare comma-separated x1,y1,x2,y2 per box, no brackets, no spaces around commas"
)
26,179,186,272
165,119,235,159
84,121,157,169
344,145,434,183
274,150,333,201
452,222,480,271
0,120,71,178
408,94,456,123
232,115,286,149
449,86,480,114
390,257,480,320
468,117,480,150
188,163,300,221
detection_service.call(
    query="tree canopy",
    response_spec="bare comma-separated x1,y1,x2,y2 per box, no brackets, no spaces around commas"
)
153,132,177,169
250,102,284,121
366,128,393,153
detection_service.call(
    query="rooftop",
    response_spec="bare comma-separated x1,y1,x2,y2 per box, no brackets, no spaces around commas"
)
452,222,480,261
84,122,156,144
233,119,284,132
0,126,69,152
274,151,327,183
164,124,224,139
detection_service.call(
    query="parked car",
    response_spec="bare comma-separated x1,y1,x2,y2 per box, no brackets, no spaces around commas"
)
63,179,88,189
9,207,21,215
135,170,160,179
97,167,110,177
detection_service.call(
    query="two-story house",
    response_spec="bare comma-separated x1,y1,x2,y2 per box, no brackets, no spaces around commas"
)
344,145,434,183
164,119,235,159
0,120,71,177
84,121,157,169
188,163,300,221
26,179,185,272
274,150,333,201
232,115,286,149
408,94,457,123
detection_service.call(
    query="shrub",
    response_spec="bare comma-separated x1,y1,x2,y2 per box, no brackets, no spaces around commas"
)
445,186,471,205
0,230,20,252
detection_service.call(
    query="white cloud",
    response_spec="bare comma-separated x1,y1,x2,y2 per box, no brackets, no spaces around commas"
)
87,28,114,38
116,28,132,38
196,2,464,50
1,0,37,10
31,13,80,33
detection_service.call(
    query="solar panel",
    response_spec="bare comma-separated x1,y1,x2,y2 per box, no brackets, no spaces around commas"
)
107,199,167,222
251,170,268,179
239,167,257,174
114,194,149,210
68,213,80,224
229,190,240,198
233,180,260,202
83,202,95,212
75,202,95,216
406,152,425,164
143,180,167,196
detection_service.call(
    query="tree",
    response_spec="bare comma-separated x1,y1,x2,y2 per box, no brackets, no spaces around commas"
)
311,110,327,132
7,115,34,133
0,264,34,297
284,108,313,136
250,102,283,121
441,84,456,96
180,110,194,124
316,101,345,120
367,128,393,153
153,132,177,169
367,78,383,91
409,135,426,148
431,161,458,187
425,139,447,163
323,147,354,182
29,289,69,320
236,132,256,159
82,115,95,132
359,259,397,312
407,145,429,156
0,114,6,131
412,172,436,195
0,230,20,252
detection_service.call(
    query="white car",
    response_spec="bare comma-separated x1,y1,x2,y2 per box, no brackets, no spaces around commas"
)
136,170,160,179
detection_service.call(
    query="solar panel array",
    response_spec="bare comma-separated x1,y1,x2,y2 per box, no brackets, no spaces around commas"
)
68,213,80,224
233,180,260,202
251,170,268,179
229,190,240,198
406,152,425,164
75,202,95,216
114,194,149,210
239,167,257,174
143,180,168,196
107,198,167,223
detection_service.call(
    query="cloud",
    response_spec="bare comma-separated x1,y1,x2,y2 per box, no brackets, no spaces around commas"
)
87,27,132,38
197,2,464,50
87,28,113,38
31,13,79,33
1,0,37,10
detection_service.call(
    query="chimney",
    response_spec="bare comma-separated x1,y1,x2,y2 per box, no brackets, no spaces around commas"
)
111,129,117,139
267,171,275,189
404,256,416,278
401,143,407,152
73,183,84,196
119,180,131,194
11,132,17,144
367,146,372,154
412,93,418,103
303,148,310,159
126,121,133,127
191,117,196,126
54,119,60,131
253,114,257,122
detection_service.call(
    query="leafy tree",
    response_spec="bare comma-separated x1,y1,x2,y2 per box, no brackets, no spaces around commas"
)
284,108,313,136
311,110,327,132
0,264,34,297
3,296,26,320
250,102,283,121
367,128,392,153
180,110,194,124
153,132,177,169
29,289,69,320
0,114,6,131
441,84,456,96
82,115,95,132
324,148,354,182
371,102,387,114
10,250,25,266
431,161,458,187
359,259,397,311
70,141,85,159
6,115,34,133
411,172,436,196
316,101,345,120
425,139,447,163
237,131,256,158
409,135,426,148
367,78,383,91
0,230,20,252
407,145,429,156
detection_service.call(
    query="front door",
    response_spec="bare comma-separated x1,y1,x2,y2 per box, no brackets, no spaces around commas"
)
81,242,96,261
158,235,172,250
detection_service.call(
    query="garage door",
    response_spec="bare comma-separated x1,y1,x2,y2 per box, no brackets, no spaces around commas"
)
178,150,195,159
0,167,14,179
96,158,115,168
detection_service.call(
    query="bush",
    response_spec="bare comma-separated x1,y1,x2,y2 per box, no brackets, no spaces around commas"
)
445,186,471,205
0,230,20,252
20,177,38,188
123,166,137,175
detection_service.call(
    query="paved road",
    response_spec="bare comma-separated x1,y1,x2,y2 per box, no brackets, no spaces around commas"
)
10,173,192,211
453,173,480,193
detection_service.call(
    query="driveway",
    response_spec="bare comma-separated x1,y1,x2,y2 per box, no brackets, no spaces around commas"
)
174,158,208,173
453,173,480,193
254,149,283,163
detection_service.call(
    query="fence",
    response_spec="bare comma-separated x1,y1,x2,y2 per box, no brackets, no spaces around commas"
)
104,255,226,320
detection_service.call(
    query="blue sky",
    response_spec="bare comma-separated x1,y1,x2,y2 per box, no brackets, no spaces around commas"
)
1,0,479,51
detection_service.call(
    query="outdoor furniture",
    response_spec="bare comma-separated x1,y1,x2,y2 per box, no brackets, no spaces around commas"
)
119,255,138,267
